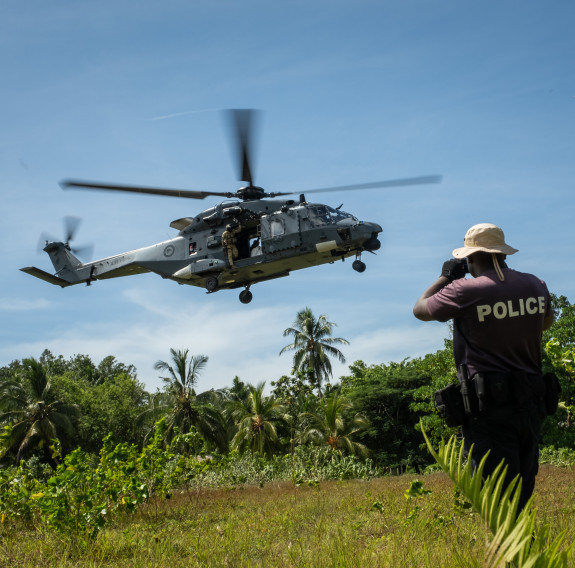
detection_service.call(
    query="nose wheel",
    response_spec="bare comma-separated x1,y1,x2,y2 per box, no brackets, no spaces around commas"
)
352,258,366,273
239,288,253,304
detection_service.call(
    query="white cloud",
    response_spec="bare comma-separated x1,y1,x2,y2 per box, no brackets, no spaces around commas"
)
0,298,51,311
0,284,450,394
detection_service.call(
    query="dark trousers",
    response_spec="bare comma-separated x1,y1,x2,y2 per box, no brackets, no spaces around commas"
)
461,403,544,513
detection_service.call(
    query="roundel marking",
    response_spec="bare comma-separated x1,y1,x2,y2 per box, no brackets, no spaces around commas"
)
164,245,175,257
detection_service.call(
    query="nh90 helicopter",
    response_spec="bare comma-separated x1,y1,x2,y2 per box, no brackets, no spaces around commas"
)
21,110,442,304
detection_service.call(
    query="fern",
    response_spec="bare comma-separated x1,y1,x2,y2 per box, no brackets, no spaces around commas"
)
421,425,572,567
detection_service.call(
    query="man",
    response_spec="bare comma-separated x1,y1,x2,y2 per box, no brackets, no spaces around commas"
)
413,223,554,512
221,223,241,267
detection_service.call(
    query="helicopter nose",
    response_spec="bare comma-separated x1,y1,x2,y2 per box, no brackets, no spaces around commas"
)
363,235,381,251
360,221,382,251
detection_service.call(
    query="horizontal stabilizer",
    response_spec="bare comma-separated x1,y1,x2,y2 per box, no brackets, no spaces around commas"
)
20,266,73,287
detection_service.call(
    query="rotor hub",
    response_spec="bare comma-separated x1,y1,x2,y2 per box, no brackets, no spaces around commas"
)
237,185,266,201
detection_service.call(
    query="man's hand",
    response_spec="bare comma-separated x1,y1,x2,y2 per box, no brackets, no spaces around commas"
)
414,259,467,321
441,259,467,282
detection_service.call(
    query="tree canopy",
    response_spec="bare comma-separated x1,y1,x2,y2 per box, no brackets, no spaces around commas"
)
280,307,349,398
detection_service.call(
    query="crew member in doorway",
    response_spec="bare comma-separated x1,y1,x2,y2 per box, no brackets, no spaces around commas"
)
222,223,241,267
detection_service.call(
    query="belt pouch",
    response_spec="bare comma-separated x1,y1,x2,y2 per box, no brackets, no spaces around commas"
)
487,373,510,405
434,383,466,427
543,372,561,415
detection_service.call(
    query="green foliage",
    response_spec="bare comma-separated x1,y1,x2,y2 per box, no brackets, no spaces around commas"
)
340,359,430,469
422,425,574,567
0,421,380,540
287,445,380,484
543,305,575,448
404,478,432,500
0,353,149,459
39,350,137,385
0,358,80,464
52,371,149,453
0,420,178,539
401,479,432,525
0,439,381,538
270,372,319,453
228,382,286,457
543,295,575,412
542,294,575,354
299,392,369,457
270,371,315,402
280,307,349,398
192,445,380,488
143,349,228,453
539,446,575,467
409,341,460,447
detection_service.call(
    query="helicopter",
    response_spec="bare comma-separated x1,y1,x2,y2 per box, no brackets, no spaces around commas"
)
21,109,442,304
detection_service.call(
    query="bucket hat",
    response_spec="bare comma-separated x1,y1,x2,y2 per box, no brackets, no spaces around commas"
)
452,223,518,259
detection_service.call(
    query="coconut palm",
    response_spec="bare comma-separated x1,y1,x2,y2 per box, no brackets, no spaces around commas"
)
228,382,286,457
0,358,79,464
300,392,369,457
155,348,207,393
280,307,349,398
140,349,228,452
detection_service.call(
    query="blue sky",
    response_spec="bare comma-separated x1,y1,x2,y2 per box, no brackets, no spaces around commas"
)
2,0,574,392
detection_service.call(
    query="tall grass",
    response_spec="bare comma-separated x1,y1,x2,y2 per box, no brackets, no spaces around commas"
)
1,465,573,567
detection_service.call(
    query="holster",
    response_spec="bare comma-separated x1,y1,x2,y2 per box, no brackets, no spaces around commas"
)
460,367,479,417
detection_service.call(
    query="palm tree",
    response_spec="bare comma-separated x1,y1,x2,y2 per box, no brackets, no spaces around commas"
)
228,382,286,457
141,349,228,452
300,392,369,457
154,348,207,393
0,358,79,465
280,307,349,398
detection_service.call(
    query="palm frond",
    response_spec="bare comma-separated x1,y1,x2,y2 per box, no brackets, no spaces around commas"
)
421,426,573,567
22,358,49,399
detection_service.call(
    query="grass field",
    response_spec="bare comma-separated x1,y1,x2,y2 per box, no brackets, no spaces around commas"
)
1,465,573,567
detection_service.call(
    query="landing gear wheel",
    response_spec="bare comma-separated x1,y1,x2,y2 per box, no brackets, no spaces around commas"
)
205,276,219,292
352,260,366,273
239,289,253,304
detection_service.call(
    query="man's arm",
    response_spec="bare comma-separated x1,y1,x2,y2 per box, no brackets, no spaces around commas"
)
413,276,451,321
413,259,468,321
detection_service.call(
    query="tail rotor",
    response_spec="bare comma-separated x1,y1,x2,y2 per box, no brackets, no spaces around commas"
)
38,216,93,261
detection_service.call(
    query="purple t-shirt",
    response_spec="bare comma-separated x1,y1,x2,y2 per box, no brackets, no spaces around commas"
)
427,268,551,376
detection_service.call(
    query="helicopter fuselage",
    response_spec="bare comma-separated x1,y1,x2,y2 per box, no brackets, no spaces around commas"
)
22,196,382,303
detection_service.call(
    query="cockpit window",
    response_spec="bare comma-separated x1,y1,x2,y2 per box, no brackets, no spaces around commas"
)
307,204,357,225
326,206,357,223
308,205,331,225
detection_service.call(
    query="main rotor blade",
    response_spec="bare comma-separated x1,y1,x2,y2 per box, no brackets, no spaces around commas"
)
225,109,260,185
60,179,232,200
298,175,443,195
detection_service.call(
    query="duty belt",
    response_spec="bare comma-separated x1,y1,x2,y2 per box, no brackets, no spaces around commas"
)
460,367,544,415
